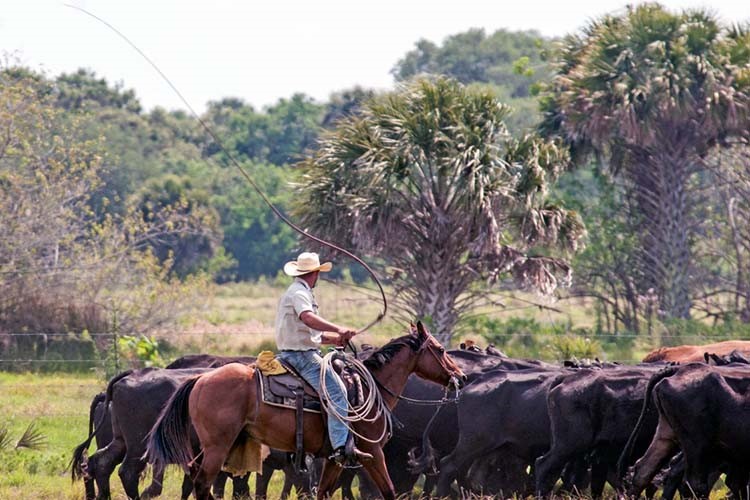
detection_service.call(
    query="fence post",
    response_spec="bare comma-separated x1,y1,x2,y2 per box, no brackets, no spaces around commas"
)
112,309,120,373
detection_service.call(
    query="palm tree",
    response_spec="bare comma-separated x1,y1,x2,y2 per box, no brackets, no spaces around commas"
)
541,4,750,319
295,77,584,343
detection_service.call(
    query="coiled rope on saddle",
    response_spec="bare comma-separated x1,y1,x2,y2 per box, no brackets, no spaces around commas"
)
318,352,392,444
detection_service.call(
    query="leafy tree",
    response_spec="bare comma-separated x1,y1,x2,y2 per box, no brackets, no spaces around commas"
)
554,168,646,332
541,4,750,319
262,94,324,164
392,28,554,134
322,87,377,128
203,94,323,165
393,28,551,95
131,174,223,277
393,28,553,133
0,70,210,335
296,77,584,343
47,70,207,222
54,69,142,113
210,163,298,281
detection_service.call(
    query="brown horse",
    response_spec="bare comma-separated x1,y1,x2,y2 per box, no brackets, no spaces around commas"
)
642,340,750,363
147,321,464,499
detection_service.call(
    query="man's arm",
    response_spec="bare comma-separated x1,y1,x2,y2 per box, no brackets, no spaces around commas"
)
299,311,356,346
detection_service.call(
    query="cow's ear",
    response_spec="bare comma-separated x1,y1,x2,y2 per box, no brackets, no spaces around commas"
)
416,321,429,340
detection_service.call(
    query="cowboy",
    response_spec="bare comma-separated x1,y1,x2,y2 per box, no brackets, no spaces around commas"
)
274,251,373,465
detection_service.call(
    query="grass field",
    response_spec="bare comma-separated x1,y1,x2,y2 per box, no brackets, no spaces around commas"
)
169,280,655,365
170,279,600,354
0,372,299,499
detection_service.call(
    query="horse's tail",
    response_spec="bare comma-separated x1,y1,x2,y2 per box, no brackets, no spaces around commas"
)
616,365,680,479
146,376,200,470
70,369,132,481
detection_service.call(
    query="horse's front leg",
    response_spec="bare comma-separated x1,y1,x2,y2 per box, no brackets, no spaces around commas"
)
361,446,396,500
316,459,343,499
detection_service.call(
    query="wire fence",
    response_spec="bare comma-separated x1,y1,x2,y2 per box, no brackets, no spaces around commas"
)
2,329,750,369
0,330,272,372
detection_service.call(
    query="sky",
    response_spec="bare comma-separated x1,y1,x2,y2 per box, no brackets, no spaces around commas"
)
2,0,749,114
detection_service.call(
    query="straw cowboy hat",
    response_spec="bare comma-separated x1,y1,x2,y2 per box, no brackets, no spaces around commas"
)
283,252,333,276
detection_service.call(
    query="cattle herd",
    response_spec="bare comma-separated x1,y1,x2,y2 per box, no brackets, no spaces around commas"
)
71,340,750,499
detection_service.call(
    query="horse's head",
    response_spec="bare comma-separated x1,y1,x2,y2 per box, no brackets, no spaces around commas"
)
410,321,466,387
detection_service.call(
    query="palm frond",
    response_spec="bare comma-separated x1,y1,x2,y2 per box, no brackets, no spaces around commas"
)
0,425,11,451
15,422,47,450
293,76,585,335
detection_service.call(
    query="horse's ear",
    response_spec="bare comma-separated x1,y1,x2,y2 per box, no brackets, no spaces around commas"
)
416,321,429,340
409,322,418,336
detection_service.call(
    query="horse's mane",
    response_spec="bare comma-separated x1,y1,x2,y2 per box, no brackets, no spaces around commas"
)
362,333,423,370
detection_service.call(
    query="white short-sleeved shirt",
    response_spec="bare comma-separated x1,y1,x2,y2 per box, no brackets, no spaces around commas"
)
275,277,322,350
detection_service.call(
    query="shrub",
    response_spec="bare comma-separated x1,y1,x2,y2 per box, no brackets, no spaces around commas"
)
465,316,605,361
117,335,165,369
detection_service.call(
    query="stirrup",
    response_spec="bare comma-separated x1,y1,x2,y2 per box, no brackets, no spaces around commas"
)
329,448,364,469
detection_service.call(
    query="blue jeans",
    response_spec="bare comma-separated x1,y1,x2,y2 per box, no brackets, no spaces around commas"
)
276,350,349,449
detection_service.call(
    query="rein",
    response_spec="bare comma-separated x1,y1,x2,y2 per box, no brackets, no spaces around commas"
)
374,377,460,406
65,4,387,334
373,335,462,406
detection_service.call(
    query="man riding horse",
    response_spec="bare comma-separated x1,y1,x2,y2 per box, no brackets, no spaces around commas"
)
275,251,374,465
147,253,465,499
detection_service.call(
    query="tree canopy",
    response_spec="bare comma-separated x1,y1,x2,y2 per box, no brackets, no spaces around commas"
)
295,77,584,341
541,3,750,320
0,72,209,334
393,28,554,133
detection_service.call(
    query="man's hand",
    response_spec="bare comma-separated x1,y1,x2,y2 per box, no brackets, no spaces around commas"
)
319,327,357,346
337,328,357,346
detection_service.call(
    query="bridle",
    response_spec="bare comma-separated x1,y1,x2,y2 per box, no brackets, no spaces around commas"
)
373,334,463,406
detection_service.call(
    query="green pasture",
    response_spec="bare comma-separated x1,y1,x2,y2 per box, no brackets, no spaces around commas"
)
0,372,297,499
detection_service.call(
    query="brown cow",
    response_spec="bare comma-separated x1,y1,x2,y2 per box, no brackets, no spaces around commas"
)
642,340,750,363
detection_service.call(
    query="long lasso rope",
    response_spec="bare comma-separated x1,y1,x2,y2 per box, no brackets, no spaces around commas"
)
64,4,387,334
318,351,392,444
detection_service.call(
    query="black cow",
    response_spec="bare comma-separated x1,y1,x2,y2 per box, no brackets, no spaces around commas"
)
535,365,667,498
335,350,552,498
164,354,255,369
72,354,258,499
656,452,722,500
77,392,192,499
626,363,750,499
254,448,321,499
397,351,557,495
704,348,750,366
435,367,569,498
75,367,209,499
